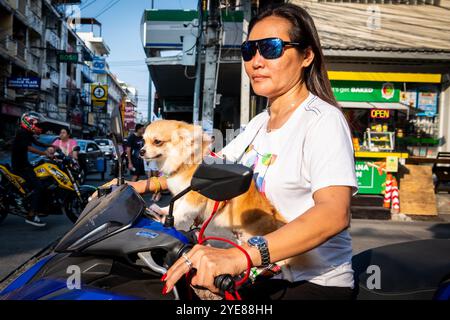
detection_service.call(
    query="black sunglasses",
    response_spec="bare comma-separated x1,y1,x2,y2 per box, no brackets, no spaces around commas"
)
241,37,304,62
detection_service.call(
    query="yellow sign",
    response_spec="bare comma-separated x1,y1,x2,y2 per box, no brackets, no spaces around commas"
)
370,109,390,119
91,84,108,102
386,156,399,173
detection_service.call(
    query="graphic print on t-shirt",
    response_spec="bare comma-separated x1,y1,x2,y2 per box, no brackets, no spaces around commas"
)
242,144,277,197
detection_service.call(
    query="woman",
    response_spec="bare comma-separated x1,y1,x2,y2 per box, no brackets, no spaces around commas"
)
53,128,78,160
162,4,358,300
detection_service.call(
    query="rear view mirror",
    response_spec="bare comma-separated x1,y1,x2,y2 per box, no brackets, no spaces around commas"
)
110,106,124,144
190,160,253,201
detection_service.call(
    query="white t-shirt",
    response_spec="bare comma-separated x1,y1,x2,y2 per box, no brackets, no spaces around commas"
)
220,93,358,288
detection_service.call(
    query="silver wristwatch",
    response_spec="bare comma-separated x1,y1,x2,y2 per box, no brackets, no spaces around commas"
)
247,236,270,268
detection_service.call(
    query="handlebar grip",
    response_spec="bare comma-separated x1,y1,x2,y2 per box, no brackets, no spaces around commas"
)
214,274,235,293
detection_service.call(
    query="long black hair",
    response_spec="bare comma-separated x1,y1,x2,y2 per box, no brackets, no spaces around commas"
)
248,3,339,108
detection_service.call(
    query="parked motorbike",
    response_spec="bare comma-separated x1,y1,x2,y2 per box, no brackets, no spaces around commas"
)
0,149,97,224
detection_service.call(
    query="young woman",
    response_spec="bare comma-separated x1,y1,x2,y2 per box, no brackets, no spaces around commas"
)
162,4,358,300
53,128,78,160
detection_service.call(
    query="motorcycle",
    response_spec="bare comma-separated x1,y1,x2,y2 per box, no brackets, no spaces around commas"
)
1,159,449,300
1,108,449,300
0,149,97,224
0,158,252,300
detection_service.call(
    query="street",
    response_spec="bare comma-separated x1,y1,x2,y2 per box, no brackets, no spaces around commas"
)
1,158,450,281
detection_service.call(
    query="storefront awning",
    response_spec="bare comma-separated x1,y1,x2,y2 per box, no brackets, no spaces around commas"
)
339,101,408,110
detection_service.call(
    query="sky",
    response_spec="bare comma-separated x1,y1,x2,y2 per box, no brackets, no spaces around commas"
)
75,0,199,121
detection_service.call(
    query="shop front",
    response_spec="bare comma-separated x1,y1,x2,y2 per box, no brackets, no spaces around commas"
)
331,72,443,216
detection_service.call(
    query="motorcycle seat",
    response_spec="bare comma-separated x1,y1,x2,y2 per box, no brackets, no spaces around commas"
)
352,239,450,300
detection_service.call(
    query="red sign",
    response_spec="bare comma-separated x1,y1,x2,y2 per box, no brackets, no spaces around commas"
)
1,104,23,117
370,109,390,119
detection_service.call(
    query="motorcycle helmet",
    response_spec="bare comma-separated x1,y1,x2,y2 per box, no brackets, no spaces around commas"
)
20,111,44,134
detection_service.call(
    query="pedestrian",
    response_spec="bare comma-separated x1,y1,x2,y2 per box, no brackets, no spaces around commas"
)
162,3,358,300
126,123,146,182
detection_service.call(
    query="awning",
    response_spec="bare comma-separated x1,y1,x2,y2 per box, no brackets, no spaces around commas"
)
339,101,408,110
41,117,70,129
339,101,413,118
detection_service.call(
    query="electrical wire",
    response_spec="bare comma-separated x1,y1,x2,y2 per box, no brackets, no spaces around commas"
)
94,0,122,19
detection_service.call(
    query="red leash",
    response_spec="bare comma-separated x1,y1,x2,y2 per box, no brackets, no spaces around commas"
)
196,200,252,300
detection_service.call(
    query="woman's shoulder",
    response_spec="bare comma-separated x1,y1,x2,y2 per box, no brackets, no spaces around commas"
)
304,95,343,117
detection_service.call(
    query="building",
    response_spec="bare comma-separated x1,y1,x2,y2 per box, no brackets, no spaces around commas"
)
293,0,450,155
119,80,138,135
0,0,96,140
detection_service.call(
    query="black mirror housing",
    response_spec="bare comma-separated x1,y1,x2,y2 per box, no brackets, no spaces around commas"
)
191,157,253,201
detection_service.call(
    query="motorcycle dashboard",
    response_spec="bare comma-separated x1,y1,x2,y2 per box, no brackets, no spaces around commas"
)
55,184,146,253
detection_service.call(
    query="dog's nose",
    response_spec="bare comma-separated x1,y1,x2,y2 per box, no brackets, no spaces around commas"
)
139,148,146,156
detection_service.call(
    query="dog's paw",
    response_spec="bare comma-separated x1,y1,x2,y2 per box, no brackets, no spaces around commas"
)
149,203,168,216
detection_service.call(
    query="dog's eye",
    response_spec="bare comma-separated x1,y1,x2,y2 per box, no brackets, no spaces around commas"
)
153,139,164,146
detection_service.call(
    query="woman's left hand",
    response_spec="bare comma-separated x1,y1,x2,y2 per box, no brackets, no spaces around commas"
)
162,244,247,294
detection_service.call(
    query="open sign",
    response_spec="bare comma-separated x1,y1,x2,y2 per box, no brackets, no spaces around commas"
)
370,109,390,119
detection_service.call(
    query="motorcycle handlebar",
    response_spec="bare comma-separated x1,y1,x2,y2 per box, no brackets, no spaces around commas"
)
180,245,236,293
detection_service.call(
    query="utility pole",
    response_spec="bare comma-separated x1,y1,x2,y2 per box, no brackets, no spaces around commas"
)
201,0,220,135
147,0,155,122
192,0,204,125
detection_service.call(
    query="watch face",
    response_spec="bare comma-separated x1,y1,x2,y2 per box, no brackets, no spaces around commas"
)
249,236,265,246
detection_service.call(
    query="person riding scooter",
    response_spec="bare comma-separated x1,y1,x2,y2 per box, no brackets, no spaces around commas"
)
11,111,56,227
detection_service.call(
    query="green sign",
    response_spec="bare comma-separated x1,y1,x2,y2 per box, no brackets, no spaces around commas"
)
57,52,78,63
355,160,386,194
331,81,400,102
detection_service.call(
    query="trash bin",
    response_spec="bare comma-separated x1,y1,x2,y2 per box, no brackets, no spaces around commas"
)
96,157,106,180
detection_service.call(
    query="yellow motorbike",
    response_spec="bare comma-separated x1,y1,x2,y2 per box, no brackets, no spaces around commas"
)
0,152,97,224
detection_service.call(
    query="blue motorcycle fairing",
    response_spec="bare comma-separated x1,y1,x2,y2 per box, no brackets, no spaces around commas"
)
0,254,56,296
1,278,139,300
133,217,190,244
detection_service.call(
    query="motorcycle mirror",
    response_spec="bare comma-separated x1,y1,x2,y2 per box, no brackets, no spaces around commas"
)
110,106,125,185
190,159,253,201
110,106,124,144
164,158,253,228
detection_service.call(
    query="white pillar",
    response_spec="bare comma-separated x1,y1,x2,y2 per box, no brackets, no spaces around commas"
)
438,84,450,152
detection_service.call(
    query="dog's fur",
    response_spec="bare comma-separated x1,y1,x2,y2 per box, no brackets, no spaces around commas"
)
141,120,287,242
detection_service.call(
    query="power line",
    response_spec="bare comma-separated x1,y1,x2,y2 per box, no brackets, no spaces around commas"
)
94,0,122,19
80,0,100,11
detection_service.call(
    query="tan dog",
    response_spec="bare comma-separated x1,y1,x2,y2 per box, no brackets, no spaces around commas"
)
140,120,286,243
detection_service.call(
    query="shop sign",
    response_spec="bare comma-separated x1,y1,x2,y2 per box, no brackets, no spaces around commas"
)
355,160,386,194
92,100,107,113
417,88,438,117
370,109,390,119
386,156,399,173
331,81,400,103
7,77,41,90
400,90,417,108
91,84,108,102
92,56,106,74
57,52,78,63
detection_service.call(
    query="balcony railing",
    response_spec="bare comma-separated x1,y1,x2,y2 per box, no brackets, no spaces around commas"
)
17,0,26,16
6,38,18,57
6,0,17,10
48,67,59,85
45,29,60,49
26,6,43,34
16,40,26,62
28,51,40,73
